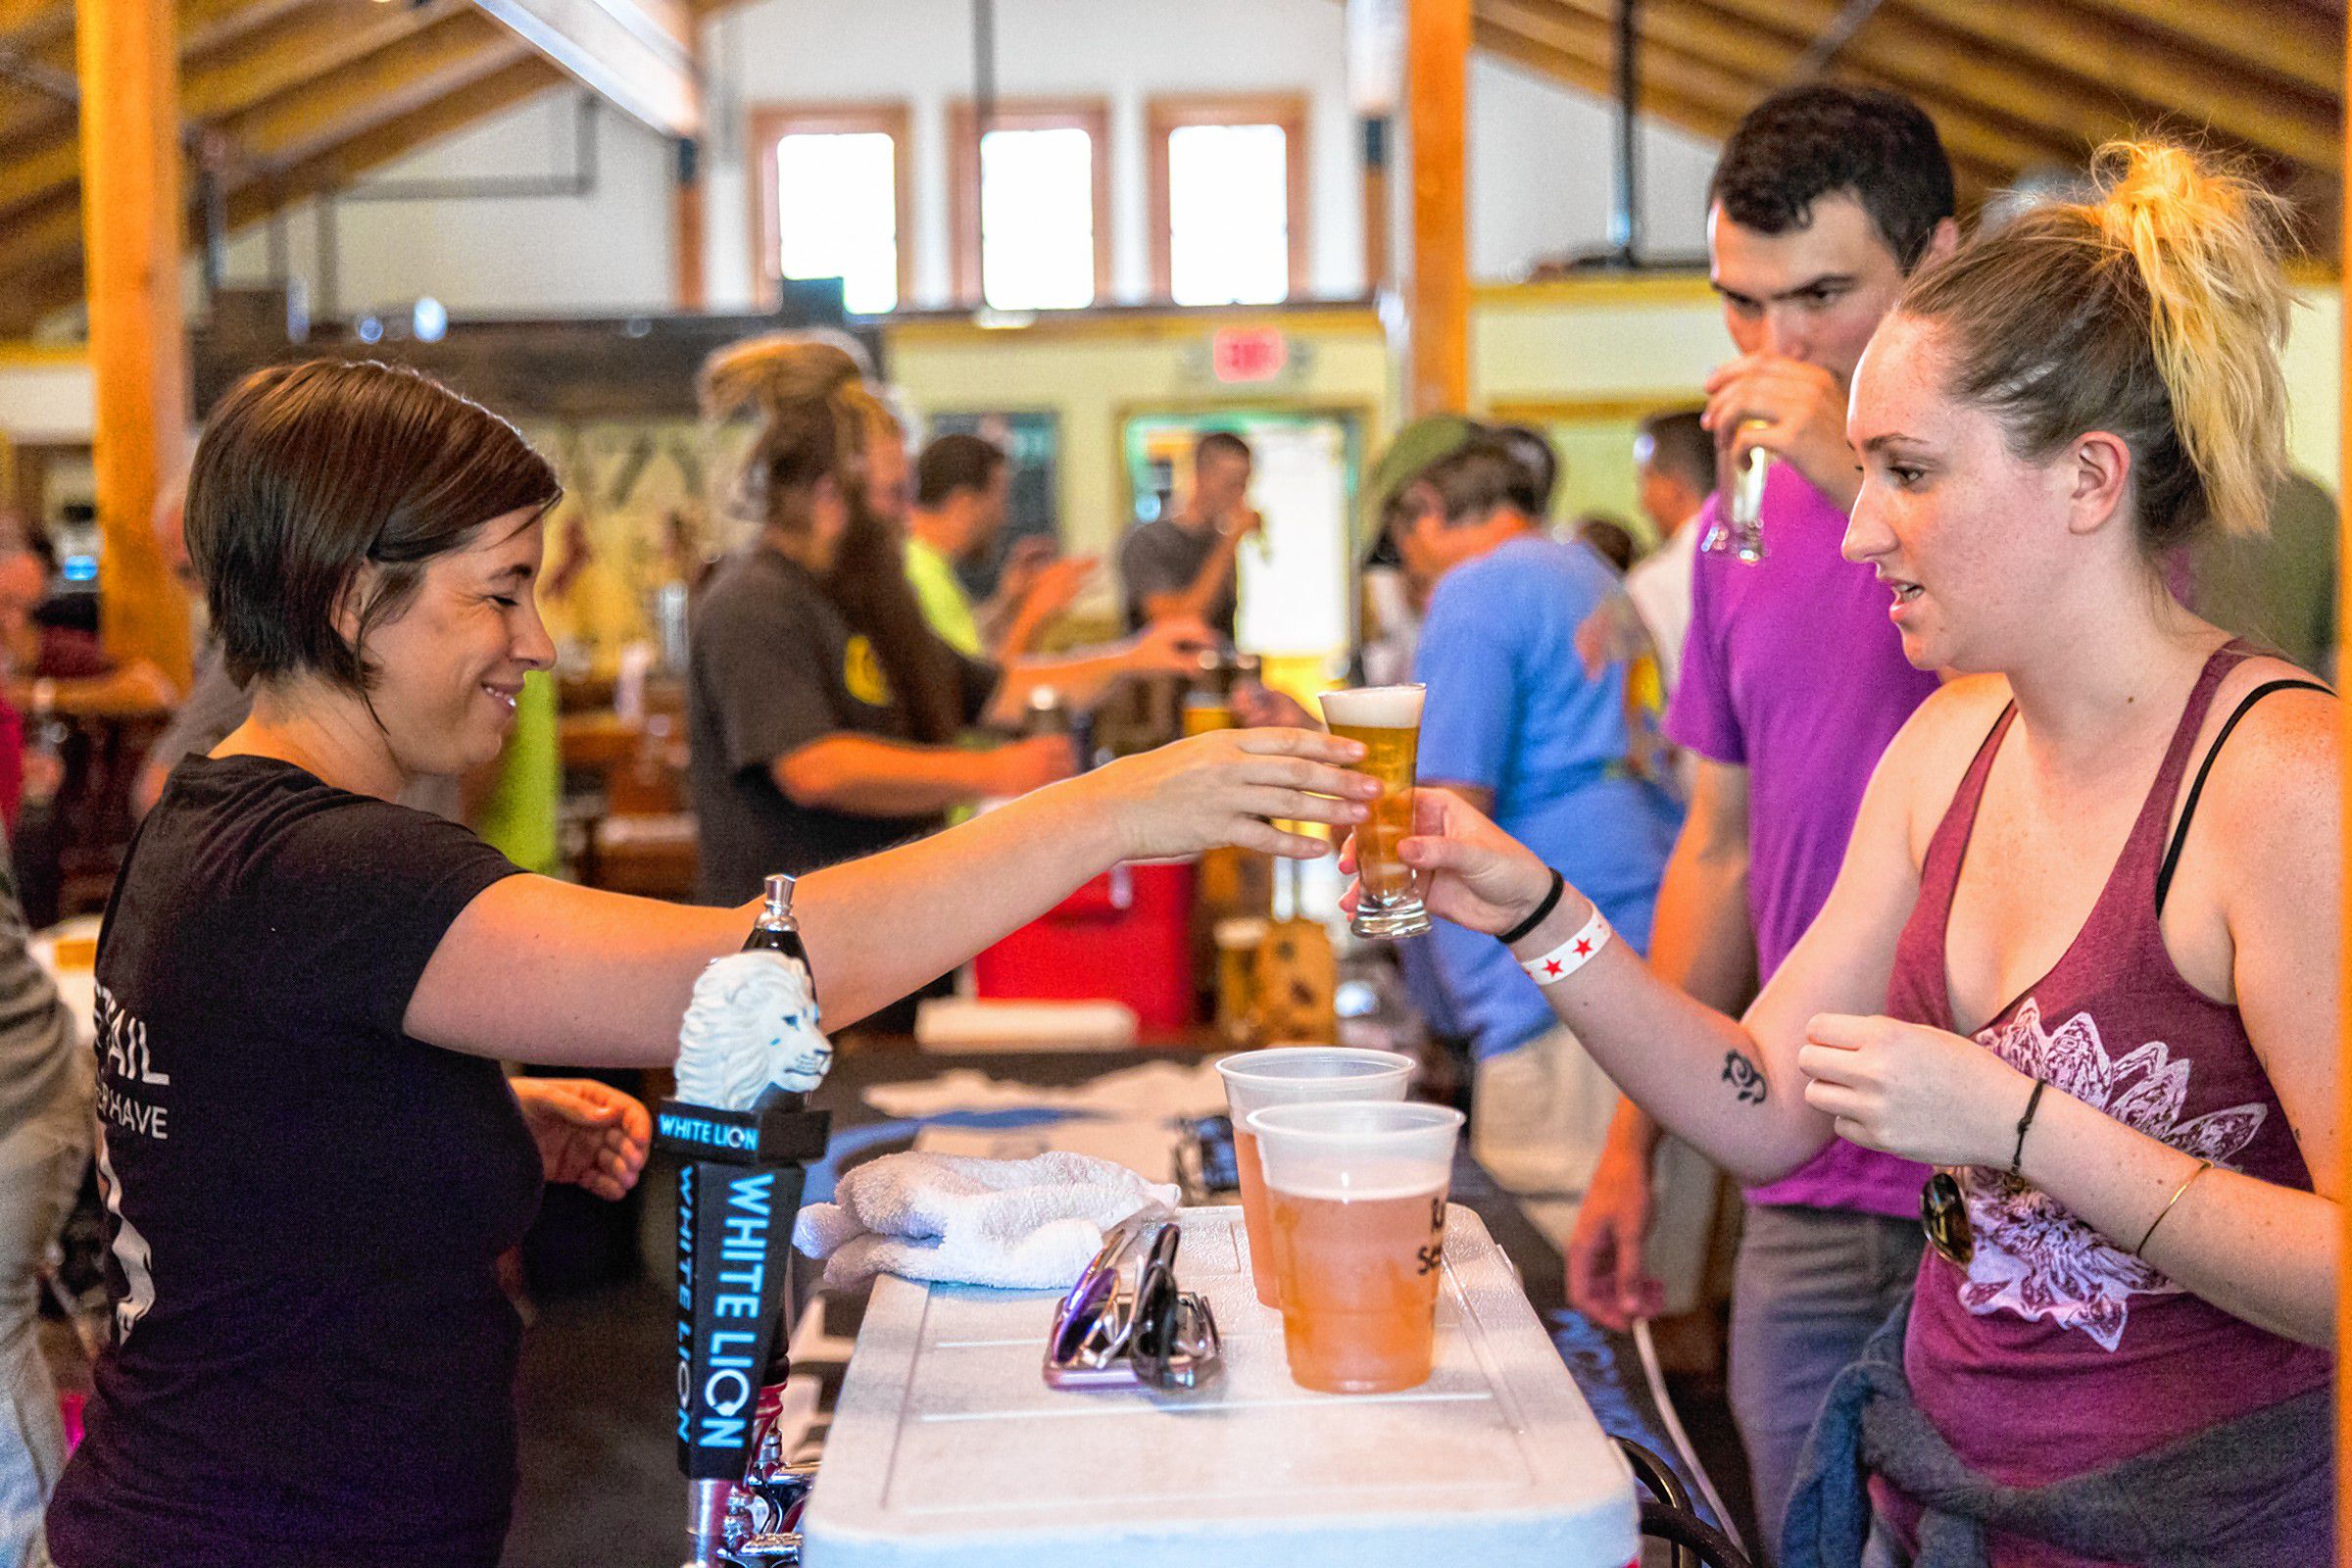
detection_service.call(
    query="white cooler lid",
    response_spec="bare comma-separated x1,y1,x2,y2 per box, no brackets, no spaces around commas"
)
801,1204,1640,1568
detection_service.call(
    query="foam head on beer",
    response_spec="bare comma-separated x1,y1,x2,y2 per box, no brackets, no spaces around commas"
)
674,951,832,1109
1317,683,1425,731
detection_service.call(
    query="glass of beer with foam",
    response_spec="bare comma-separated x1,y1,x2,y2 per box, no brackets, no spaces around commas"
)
1247,1101,1464,1394
1317,683,1430,939
1215,1048,1414,1308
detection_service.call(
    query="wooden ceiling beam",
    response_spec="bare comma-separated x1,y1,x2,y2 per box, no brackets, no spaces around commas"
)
0,52,567,332
218,51,563,226
1481,0,2029,185
1677,0,2155,165
177,0,321,58
1474,16,1744,143
211,9,536,173
2060,0,2342,101
184,0,472,120
0,0,66,49
0,0,323,158
1717,0,2337,172
1882,0,2338,172
1474,6,2000,211
0,3,468,219
467,0,699,136
0,8,530,287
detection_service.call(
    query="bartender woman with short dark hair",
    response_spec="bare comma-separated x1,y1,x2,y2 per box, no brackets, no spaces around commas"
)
45,358,1375,1566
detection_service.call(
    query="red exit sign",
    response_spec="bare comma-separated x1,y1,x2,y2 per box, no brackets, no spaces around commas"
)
1209,327,1291,383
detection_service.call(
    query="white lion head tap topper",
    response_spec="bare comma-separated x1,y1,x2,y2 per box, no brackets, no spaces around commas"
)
673,951,832,1110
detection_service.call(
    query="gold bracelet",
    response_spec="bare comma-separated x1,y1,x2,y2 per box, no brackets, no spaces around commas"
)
2133,1159,2212,1257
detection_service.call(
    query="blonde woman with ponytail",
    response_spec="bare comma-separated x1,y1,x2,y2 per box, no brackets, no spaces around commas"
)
687,334,1216,947
1355,142,2337,1564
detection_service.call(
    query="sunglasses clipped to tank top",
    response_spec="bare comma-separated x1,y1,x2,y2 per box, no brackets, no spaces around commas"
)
1919,659,2333,1270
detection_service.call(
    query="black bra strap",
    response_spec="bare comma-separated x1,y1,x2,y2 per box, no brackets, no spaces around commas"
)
2156,678,2334,914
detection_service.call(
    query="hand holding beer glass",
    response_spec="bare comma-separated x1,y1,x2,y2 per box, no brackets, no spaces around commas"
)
1316,684,1430,939
1246,1102,1465,1394
1215,1048,1414,1307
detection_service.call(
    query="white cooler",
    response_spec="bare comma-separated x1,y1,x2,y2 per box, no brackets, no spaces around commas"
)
800,1203,1642,1567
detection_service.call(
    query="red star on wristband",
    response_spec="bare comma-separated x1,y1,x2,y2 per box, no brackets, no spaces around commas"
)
1543,959,1563,976
1574,939,1592,956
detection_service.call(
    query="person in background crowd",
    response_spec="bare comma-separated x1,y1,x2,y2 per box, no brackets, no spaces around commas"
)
0,832,86,1568
1401,437,1682,1247
1623,408,1715,696
1396,138,2335,1568
1490,422,1562,523
1119,429,1258,638
1564,83,1954,1558
688,335,1206,909
0,524,172,721
45,356,1375,1568
903,433,1096,661
1574,512,1642,575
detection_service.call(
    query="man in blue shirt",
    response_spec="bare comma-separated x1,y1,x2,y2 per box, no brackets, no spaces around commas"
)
1402,438,1684,1243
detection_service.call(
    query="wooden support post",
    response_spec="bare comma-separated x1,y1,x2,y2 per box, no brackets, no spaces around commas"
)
1404,0,1469,416
75,0,191,691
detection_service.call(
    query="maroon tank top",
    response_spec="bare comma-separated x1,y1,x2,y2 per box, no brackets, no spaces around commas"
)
1882,642,2331,1551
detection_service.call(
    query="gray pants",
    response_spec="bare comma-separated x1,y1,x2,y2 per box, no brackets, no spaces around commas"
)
1729,1203,1923,1565
0,1069,91,1568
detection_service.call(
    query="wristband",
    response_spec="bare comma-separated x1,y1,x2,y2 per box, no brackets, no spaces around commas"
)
1517,903,1611,987
1497,868,1565,946
2008,1079,2046,1177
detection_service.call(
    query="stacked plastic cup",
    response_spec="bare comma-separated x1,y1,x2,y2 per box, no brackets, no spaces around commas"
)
1214,1047,1413,1308
1246,1101,1466,1395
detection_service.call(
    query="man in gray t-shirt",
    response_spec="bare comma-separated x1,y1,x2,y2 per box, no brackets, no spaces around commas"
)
1117,430,1257,639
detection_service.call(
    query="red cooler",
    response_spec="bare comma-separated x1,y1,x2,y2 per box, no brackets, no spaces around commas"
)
972,858,1197,1032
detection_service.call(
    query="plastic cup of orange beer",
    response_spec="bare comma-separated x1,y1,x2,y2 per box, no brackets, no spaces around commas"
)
1214,1048,1413,1309
1246,1100,1464,1395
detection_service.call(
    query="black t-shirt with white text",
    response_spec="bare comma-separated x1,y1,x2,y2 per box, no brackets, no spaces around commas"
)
47,756,536,1568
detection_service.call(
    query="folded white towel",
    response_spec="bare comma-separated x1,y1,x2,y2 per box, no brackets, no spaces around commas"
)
793,1152,1176,1291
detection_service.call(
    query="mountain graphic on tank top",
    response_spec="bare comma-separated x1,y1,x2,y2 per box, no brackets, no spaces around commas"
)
1955,998,2266,1351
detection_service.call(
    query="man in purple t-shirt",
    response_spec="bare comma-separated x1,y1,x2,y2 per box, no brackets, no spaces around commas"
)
1562,84,1956,1556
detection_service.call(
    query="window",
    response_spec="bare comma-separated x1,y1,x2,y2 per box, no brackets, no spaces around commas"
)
950,100,1112,311
1149,95,1308,305
751,104,910,315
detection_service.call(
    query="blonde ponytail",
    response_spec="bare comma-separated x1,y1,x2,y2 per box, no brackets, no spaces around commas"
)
696,331,960,743
1901,139,2296,548
2093,141,2292,539
699,332,902,542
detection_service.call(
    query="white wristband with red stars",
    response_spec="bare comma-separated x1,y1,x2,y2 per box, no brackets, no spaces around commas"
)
1517,904,1612,987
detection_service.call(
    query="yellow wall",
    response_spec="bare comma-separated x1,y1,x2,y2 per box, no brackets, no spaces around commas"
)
882,308,1394,587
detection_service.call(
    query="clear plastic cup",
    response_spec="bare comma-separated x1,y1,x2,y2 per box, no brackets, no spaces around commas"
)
1245,1101,1464,1395
1215,1047,1413,1308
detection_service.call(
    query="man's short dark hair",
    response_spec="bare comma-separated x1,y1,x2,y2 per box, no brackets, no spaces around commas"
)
1195,430,1251,469
1416,439,1528,526
1637,408,1713,494
187,359,560,692
1487,424,1559,518
914,432,1006,509
1708,84,1955,270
